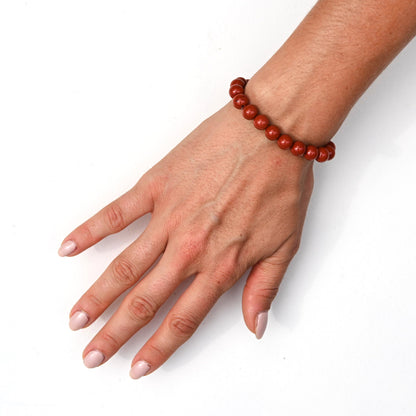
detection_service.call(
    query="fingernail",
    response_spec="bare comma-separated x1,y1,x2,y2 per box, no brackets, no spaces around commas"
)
255,311,268,339
130,360,150,380
69,310,89,331
83,350,105,368
58,240,77,257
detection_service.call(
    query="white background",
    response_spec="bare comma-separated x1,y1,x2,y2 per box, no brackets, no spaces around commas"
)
1,1,415,415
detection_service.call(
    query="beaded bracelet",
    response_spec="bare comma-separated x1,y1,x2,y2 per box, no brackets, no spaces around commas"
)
229,77,335,162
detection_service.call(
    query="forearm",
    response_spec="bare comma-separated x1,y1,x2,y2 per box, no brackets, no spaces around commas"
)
246,0,416,146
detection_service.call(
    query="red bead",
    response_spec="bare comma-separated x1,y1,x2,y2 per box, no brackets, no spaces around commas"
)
304,145,319,160
326,144,335,160
242,104,259,120
277,134,293,150
253,114,269,130
230,77,246,87
233,94,249,109
229,84,244,98
265,125,280,140
327,141,336,151
291,141,306,156
316,147,330,162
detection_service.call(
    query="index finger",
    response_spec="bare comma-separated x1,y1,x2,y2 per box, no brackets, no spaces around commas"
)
58,177,153,257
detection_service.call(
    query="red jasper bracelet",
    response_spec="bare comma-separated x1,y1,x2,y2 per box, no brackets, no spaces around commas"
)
229,77,336,162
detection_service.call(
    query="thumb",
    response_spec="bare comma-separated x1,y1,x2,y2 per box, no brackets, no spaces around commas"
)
242,257,289,339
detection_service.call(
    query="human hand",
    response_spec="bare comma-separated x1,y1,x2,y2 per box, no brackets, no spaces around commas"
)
59,99,314,379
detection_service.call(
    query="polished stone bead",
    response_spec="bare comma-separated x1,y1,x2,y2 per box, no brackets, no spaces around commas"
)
327,144,336,160
277,134,293,150
291,141,306,156
304,145,319,160
253,114,269,130
233,93,249,109
265,125,281,140
316,147,330,162
229,84,244,98
230,77,246,87
327,141,336,150
242,104,259,120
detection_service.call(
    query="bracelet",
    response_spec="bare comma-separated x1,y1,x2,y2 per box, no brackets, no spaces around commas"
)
229,77,336,162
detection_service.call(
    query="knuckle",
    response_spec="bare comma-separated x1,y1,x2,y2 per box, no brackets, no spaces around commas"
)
254,285,280,302
136,237,158,260
86,292,104,309
105,203,125,232
138,170,161,200
165,211,183,233
200,278,228,303
218,258,237,279
77,222,94,243
127,294,157,323
146,343,165,360
100,331,120,351
111,257,137,287
168,314,199,338
178,230,207,263
214,252,240,290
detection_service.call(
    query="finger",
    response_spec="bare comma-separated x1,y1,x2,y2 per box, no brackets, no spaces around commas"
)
129,272,225,379
58,176,153,257
80,238,197,367
69,216,167,331
242,258,289,339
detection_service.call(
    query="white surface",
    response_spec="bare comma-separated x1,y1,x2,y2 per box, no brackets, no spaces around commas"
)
1,1,415,415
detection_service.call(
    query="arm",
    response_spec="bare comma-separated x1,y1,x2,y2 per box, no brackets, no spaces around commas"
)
59,0,416,378
246,0,416,146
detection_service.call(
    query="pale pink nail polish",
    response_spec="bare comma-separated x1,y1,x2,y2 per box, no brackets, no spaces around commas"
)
69,310,89,331
130,360,150,380
255,311,268,339
58,240,77,257
84,350,105,368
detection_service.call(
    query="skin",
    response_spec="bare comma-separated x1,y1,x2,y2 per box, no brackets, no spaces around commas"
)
61,0,416,377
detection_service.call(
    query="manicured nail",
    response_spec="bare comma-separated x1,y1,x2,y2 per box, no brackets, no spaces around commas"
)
83,350,105,368
69,310,89,331
130,360,150,380
255,311,268,339
58,240,77,257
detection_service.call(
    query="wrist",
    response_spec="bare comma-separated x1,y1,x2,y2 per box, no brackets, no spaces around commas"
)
229,77,336,163
244,0,416,148
244,60,349,148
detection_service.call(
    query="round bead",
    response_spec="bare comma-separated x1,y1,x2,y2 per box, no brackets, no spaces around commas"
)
230,77,246,87
253,114,269,130
242,104,259,120
327,141,336,151
304,145,319,160
229,84,244,98
233,94,249,109
326,144,335,160
316,147,330,162
265,125,281,141
291,141,306,156
277,134,293,150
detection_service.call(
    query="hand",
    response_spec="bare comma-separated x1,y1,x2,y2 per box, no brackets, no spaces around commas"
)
59,100,314,379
